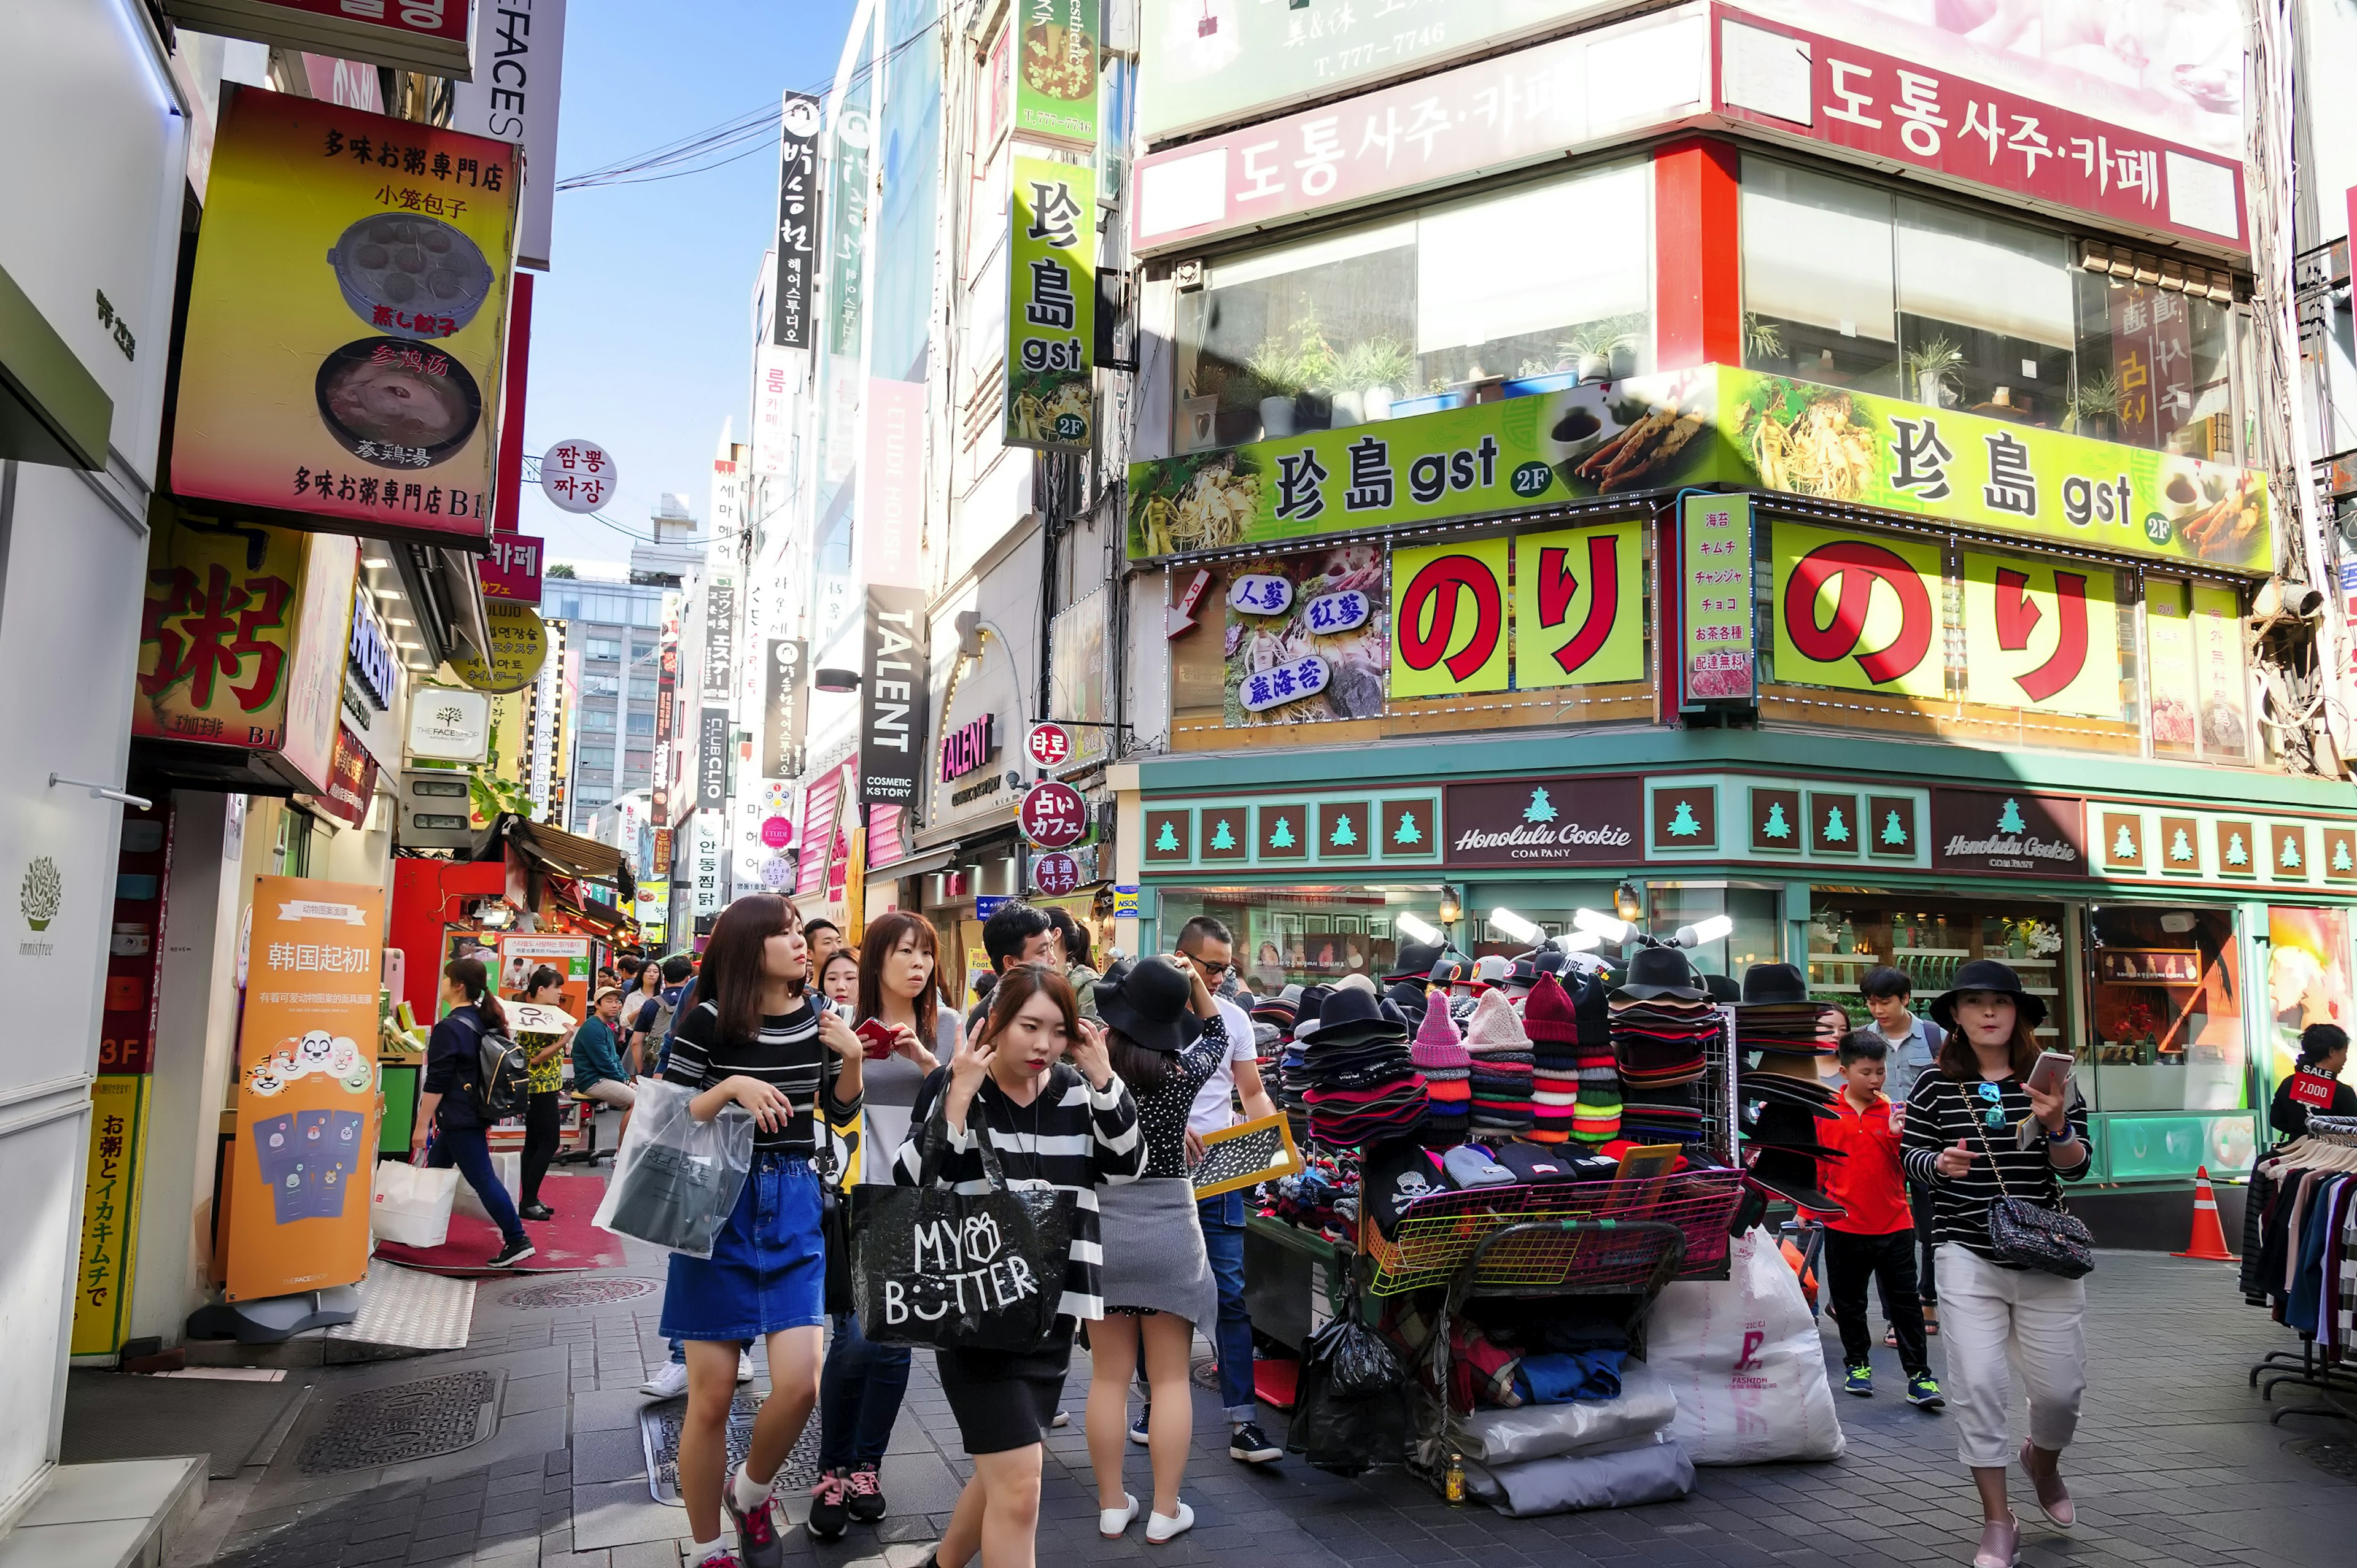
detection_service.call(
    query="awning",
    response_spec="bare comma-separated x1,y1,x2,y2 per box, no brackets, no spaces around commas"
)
476,813,634,900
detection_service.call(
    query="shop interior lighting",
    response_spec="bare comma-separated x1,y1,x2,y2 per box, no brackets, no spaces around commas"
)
1673,914,1736,948
1612,881,1643,922
363,556,392,570
1488,907,1541,944
1573,908,1631,943
1436,890,1462,925
1396,912,1444,946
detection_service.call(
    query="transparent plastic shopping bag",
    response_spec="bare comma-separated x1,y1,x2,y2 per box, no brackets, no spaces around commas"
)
591,1080,756,1259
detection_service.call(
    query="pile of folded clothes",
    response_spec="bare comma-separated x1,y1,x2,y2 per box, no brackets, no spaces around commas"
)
1732,962,1848,1215
1463,988,1535,1138
1407,994,1473,1148
1523,971,1616,1145
1609,948,1717,1146
1293,987,1426,1151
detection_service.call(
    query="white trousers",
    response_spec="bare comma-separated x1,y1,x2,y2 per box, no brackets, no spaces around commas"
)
1933,1242,2088,1469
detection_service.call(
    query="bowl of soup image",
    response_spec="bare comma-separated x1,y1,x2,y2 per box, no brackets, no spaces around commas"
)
314,336,483,465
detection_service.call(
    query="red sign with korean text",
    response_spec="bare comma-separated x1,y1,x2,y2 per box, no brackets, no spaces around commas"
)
1026,722,1073,770
314,721,380,827
1019,779,1088,849
1713,5,2246,250
478,531,544,606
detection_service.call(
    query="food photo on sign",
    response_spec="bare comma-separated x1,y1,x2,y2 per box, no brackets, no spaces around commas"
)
1223,547,1387,727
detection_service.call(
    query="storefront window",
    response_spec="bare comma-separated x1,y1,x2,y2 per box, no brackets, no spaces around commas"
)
1155,884,1452,995
1741,155,2242,462
2085,905,2246,1114
2144,576,2252,762
1174,160,1652,451
1645,885,1782,979
1805,891,2070,1051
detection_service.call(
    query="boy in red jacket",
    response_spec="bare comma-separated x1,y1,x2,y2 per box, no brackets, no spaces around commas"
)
1821,1033,1944,1409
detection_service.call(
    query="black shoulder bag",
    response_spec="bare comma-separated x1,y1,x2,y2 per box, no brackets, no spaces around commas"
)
1965,1084,2096,1280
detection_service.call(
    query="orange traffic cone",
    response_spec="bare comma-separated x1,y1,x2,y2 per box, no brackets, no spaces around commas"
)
2172,1165,2236,1260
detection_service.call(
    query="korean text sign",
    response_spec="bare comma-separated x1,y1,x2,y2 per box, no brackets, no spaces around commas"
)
478,531,544,605
1005,154,1096,452
227,876,385,1302
1015,0,1097,148
774,93,823,349
172,88,517,544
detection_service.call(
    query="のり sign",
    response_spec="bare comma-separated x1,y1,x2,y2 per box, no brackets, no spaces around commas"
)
171,88,515,546
540,439,615,512
1771,522,1945,698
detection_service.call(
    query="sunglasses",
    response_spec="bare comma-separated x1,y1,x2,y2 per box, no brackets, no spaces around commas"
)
1973,1080,2008,1129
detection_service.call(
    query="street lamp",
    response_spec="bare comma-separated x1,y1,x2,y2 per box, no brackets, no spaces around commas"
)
1673,913,1735,948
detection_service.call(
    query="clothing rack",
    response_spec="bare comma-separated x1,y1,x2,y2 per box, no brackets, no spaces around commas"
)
2242,1119,2357,1427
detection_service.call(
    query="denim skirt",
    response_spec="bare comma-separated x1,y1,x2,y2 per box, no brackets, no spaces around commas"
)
660,1151,827,1342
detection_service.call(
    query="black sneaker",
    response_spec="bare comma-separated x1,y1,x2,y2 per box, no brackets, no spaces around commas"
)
519,1203,555,1222
1229,1421,1283,1464
805,1470,849,1542
488,1238,536,1268
845,1460,886,1522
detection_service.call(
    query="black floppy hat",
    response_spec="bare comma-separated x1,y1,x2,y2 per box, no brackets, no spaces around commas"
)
1612,946,1706,1002
1384,941,1446,983
1744,1147,1846,1216
1737,963,1811,1006
1093,959,1206,1054
1930,957,2048,1030
1294,986,1409,1048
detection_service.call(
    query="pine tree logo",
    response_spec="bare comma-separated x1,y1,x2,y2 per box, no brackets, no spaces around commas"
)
1523,787,1558,823
2280,832,2302,870
2111,822,2138,861
1762,802,1791,840
1822,806,1849,844
2226,831,2249,867
1329,814,1358,848
1881,810,1908,848
1393,809,1422,846
1666,800,1701,838
20,856,61,933
1153,820,1180,854
2336,839,2354,874
1208,818,1237,852
1996,799,2027,835
1268,815,1296,849
2169,828,2194,863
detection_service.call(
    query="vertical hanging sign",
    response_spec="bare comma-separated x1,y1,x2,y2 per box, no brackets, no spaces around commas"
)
762,637,808,780
859,586,930,808
1015,0,1099,148
1679,492,1755,706
773,92,822,349
1005,154,1096,452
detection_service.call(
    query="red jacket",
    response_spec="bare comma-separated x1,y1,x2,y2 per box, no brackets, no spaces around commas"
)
1820,1090,1913,1235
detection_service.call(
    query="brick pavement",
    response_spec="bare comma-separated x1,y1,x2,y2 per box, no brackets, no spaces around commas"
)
176,1246,2357,1568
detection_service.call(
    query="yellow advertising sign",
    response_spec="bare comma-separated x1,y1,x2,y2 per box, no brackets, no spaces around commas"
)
134,507,307,751
450,602,549,693
71,1076,150,1356
1391,536,1511,697
1961,552,2121,718
1771,523,1944,698
1512,520,1646,688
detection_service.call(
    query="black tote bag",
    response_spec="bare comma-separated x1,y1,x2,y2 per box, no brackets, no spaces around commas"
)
850,1097,1077,1351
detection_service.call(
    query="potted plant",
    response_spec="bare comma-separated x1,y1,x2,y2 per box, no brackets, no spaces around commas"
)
2065,368,2123,441
1245,340,1307,438
1560,314,1647,382
1903,336,1965,407
1336,336,1414,422
1743,311,1784,366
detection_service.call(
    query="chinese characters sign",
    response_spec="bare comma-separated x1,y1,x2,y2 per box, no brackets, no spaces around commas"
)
1680,493,1755,705
540,438,614,512
134,511,307,751
1020,779,1088,849
172,89,514,544
1016,0,1097,149
1226,548,1386,726
774,92,822,349
478,530,544,605
1005,154,1096,452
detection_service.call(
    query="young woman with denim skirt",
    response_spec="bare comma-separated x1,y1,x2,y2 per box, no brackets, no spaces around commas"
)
657,894,864,1568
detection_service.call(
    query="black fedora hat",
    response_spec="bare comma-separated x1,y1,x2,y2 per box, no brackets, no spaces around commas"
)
1612,946,1705,1002
1093,958,1206,1054
1295,986,1408,1048
1737,963,1811,1006
1384,941,1446,983
1744,1148,1846,1216
1932,958,2048,1030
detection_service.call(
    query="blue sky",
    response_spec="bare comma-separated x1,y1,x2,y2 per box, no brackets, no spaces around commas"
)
517,0,860,568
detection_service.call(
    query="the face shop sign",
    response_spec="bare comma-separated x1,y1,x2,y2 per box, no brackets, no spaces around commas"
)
939,714,996,782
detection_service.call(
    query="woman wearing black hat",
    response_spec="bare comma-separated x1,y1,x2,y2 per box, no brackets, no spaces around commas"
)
1083,955,1226,1547
1899,960,2089,1568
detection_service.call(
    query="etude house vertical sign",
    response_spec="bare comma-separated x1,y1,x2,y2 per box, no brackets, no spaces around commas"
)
773,92,822,349
860,587,928,808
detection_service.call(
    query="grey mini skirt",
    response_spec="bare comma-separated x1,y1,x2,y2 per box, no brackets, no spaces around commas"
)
1095,1176,1217,1326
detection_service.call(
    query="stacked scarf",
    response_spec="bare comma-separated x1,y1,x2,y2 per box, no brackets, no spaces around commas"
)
1525,972,1617,1144
1408,991,1472,1148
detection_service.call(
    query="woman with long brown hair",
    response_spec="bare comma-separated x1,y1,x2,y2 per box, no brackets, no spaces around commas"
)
895,965,1143,1568
1900,959,2090,1568
658,894,864,1568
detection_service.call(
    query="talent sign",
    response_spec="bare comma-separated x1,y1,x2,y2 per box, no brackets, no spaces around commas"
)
172,88,515,545
1960,552,2122,719
226,875,385,1302
1771,522,1945,699
1128,365,2274,574
1005,155,1096,452
1020,779,1088,849
773,93,822,350
1014,0,1098,149
1225,548,1387,727
1032,850,1082,897
859,585,929,808
1680,493,1755,705
940,715,997,781
1382,522,1646,702
478,530,543,605
449,0,568,271
449,601,548,693
540,438,615,512
761,637,808,781
1025,722,1072,769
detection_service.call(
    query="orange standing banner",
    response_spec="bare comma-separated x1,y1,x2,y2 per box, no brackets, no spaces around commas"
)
227,875,387,1302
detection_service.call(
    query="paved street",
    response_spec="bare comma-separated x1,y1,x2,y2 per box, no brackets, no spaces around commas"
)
164,1246,2357,1568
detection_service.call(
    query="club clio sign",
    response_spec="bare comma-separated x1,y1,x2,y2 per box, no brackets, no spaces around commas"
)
1444,776,1644,868
1930,788,2087,876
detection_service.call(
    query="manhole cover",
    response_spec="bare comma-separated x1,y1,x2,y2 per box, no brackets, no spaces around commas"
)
2288,1437,2357,1481
1191,1356,1219,1392
503,1277,660,1308
297,1370,500,1475
641,1394,821,1505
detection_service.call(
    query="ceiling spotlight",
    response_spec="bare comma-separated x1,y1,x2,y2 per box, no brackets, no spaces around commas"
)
1573,907,1631,943
1396,912,1443,946
363,556,392,570
1675,913,1736,948
1488,906,1540,944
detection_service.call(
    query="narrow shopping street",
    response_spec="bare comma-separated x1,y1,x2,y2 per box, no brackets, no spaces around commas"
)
148,1249,2351,1568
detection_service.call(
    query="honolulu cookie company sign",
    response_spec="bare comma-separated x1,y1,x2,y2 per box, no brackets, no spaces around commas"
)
1445,778,1644,868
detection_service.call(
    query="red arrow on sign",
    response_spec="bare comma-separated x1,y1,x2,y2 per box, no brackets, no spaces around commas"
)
1167,569,1212,638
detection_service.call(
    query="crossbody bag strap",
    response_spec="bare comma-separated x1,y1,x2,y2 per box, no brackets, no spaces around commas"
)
1964,1079,2068,1211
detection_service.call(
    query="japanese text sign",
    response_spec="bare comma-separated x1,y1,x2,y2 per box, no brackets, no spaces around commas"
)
1393,538,1512,698
1384,523,1646,702
134,509,307,752
449,601,548,693
1020,778,1088,849
477,530,544,604
1772,522,1945,698
1005,154,1096,452
72,1075,149,1354
1960,551,2122,719
172,88,514,546
1015,0,1098,149
540,438,614,512
1715,6,2244,245
1681,493,1755,705
774,93,823,349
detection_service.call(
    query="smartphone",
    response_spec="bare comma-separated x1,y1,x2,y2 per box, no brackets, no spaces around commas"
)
2025,1050,2074,1099
856,1018,897,1059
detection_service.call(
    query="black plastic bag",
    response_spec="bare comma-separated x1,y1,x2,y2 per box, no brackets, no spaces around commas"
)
851,1099,1076,1351
1286,1318,1413,1475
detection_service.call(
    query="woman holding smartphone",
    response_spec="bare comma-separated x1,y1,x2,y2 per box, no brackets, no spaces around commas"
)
896,965,1142,1568
1900,959,2089,1568
659,894,864,1568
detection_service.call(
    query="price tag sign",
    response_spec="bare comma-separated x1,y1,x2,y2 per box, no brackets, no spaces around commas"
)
1026,722,1073,769
1032,851,1082,895
1019,779,1088,849
540,439,616,514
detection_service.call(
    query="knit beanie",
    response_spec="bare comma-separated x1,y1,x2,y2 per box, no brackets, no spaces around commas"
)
1409,995,1472,1072
1522,973,1582,1046
1462,988,1533,1056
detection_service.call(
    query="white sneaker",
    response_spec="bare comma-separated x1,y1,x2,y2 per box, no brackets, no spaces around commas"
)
640,1361,689,1399
1097,1491,1139,1539
737,1349,756,1383
1146,1501,1194,1545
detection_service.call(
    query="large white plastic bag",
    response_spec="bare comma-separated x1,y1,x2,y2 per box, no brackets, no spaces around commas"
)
1641,1227,1846,1464
592,1080,757,1259
1455,1360,1678,1465
373,1161,459,1247
452,1151,522,1222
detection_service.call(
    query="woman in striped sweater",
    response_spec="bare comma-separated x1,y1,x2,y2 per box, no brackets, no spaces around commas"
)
896,965,1143,1568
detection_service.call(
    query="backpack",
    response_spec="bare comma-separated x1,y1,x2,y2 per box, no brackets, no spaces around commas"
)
461,1011,530,1119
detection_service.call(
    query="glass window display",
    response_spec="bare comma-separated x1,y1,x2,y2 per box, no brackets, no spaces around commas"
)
2084,905,2246,1114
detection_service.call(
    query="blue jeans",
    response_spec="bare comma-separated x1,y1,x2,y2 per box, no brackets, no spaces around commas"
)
818,1310,913,1468
427,1124,525,1248
1199,1191,1255,1422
